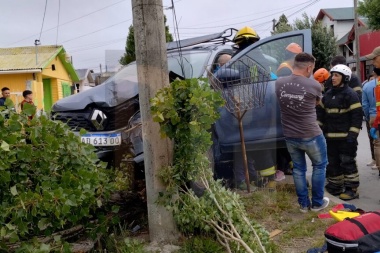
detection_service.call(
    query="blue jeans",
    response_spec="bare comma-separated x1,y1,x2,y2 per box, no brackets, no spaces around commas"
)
285,134,327,208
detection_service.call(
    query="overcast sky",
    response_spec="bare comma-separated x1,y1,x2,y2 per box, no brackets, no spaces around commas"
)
0,0,353,72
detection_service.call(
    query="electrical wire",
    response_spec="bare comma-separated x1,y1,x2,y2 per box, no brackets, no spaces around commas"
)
39,0,48,41
7,0,128,46
68,38,126,54
171,0,186,78
185,0,313,27
176,0,315,30
61,19,131,44
55,0,61,45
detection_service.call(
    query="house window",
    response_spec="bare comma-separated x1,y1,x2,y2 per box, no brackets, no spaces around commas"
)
348,42,354,56
330,25,334,35
61,82,72,97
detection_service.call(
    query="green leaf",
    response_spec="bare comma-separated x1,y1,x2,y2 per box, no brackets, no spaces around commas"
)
0,227,6,237
97,199,102,208
79,128,87,135
5,223,16,230
39,243,51,252
1,141,10,151
10,185,18,196
111,205,120,213
21,102,36,116
4,98,14,108
38,218,50,231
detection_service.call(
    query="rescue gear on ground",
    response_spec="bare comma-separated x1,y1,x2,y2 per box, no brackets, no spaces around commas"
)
330,64,352,83
314,68,330,84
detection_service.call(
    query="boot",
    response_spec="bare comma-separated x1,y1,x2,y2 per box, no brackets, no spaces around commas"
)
339,188,359,200
325,183,343,196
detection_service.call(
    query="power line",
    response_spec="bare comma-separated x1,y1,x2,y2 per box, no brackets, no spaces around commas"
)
39,0,48,41
55,0,61,45
68,38,126,53
61,19,131,44
7,0,128,46
176,0,314,30
185,0,313,27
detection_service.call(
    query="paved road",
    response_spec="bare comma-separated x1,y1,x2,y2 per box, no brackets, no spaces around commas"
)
305,121,380,211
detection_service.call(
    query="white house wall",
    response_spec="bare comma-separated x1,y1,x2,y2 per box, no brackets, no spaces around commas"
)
321,16,353,41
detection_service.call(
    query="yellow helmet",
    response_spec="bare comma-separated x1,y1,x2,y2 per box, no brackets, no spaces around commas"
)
233,26,260,44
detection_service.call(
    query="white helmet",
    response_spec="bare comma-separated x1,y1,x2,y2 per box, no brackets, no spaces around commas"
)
330,64,352,83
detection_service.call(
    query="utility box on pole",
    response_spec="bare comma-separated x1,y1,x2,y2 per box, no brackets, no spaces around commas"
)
131,0,178,243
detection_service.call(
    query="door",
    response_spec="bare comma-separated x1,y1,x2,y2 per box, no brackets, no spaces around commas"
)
43,79,53,112
214,29,312,153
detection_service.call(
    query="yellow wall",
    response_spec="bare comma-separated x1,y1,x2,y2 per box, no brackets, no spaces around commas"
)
42,57,73,104
0,73,45,111
42,56,71,81
0,56,74,111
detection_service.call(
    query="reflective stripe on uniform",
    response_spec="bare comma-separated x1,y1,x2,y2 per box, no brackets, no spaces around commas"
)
259,166,276,177
349,127,360,133
353,87,362,92
376,102,380,106
326,133,348,138
317,120,323,126
319,101,325,108
350,102,361,110
325,102,361,114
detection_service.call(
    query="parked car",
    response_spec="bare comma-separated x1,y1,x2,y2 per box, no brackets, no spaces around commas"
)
52,29,312,182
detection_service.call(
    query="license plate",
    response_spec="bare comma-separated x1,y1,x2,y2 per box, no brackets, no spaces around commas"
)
81,133,121,146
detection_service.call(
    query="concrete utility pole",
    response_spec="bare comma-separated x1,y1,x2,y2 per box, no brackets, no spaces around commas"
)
131,0,178,243
354,0,361,82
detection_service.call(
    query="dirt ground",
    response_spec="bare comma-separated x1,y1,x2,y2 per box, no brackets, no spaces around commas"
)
239,179,336,253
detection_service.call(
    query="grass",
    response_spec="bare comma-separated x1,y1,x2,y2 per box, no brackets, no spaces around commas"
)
240,182,336,253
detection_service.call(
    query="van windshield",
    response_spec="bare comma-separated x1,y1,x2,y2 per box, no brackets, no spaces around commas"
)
167,51,211,78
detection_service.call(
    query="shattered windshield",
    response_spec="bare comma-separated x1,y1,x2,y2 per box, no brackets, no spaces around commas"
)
167,51,211,79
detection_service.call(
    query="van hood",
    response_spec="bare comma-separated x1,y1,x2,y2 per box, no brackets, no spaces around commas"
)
52,64,139,111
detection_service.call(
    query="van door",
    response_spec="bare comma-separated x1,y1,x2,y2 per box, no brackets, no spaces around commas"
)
214,29,312,154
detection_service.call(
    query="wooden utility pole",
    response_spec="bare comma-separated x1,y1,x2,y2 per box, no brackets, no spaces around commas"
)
131,0,178,243
354,0,361,82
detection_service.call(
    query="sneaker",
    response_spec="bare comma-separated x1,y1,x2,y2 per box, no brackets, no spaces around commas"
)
300,205,310,213
339,190,359,200
311,197,330,212
274,170,285,181
367,160,376,166
371,165,379,170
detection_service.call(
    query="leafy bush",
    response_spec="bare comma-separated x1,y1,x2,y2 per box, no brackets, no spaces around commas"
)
0,109,114,248
151,79,270,253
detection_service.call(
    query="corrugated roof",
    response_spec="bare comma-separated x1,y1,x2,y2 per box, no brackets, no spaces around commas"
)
0,45,62,71
317,7,354,21
0,45,79,81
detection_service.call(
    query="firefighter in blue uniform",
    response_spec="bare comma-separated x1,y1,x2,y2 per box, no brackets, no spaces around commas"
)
317,64,362,200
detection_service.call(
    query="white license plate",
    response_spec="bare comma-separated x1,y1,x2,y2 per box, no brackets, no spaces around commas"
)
81,133,121,146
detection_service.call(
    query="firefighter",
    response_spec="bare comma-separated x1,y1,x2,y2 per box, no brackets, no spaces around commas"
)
314,68,330,93
324,55,362,101
276,42,303,77
232,26,260,56
317,64,362,200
